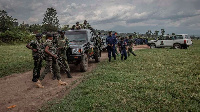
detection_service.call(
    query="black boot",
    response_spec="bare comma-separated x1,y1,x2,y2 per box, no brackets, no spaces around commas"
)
66,71,72,78
109,58,111,62
52,75,57,80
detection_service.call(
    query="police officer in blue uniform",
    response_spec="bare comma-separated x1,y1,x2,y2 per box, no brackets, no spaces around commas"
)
106,31,117,62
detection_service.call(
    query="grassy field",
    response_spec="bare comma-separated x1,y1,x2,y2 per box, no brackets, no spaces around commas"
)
41,40,200,112
0,44,33,77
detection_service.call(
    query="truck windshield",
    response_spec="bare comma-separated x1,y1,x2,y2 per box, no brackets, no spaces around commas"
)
65,31,87,44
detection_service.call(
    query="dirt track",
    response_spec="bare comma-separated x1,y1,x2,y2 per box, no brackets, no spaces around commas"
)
0,45,149,112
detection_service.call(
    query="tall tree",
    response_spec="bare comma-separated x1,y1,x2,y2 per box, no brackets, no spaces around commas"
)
0,10,17,32
154,30,159,39
161,29,165,36
29,24,42,33
42,7,60,32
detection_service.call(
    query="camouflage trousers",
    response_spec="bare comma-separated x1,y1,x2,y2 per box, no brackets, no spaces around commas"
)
39,58,61,81
32,56,42,82
59,52,70,72
128,47,136,56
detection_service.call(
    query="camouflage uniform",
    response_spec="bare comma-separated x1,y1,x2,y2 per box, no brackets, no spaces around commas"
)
82,23,90,29
56,34,72,78
127,39,136,56
94,34,102,58
39,39,61,81
27,39,44,82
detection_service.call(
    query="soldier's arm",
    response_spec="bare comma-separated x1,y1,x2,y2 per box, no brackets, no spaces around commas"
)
45,46,57,59
26,42,37,52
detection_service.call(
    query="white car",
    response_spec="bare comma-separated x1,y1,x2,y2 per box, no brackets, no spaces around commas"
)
148,34,192,49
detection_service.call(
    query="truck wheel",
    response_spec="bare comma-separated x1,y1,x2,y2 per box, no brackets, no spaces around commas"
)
173,44,181,49
95,51,100,62
80,53,88,72
150,44,156,49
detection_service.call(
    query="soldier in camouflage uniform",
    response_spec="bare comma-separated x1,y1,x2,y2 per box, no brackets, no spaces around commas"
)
82,20,90,29
75,22,81,30
26,33,44,82
127,35,137,56
94,32,102,60
53,30,72,79
36,33,66,88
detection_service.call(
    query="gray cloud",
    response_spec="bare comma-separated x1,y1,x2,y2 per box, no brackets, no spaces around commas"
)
0,0,200,35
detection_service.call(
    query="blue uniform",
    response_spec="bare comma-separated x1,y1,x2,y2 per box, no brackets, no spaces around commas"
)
106,35,117,62
120,40,127,60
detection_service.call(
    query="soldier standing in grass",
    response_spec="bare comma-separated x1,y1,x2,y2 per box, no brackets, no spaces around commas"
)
52,30,72,79
36,33,66,88
26,33,44,82
127,35,137,56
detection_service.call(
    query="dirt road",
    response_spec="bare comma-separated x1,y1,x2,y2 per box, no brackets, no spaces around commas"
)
0,45,149,112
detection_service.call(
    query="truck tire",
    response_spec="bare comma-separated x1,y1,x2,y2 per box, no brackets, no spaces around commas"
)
150,44,156,49
95,51,100,62
173,43,181,49
80,53,88,72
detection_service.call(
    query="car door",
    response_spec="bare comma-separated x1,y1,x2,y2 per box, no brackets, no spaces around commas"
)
155,36,163,47
163,36,174,47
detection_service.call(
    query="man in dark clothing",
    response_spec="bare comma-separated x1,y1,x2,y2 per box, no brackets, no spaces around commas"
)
106,31,117,62
120,37,127,60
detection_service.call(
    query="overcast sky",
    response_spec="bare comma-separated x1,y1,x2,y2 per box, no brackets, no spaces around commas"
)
1,0,200,35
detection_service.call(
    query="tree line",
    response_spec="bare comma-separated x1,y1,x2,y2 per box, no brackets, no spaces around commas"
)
0,7,67,43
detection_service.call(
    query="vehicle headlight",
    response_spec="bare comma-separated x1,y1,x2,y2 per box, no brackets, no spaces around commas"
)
72,48,82,54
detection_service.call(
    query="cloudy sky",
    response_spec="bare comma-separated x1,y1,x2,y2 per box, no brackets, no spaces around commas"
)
1,0,200,35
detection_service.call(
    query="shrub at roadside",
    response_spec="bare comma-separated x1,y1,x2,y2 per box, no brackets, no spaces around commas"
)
0,29,35,44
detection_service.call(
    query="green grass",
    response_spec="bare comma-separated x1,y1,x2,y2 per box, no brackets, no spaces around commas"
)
41,40,200,112
0,44,34,77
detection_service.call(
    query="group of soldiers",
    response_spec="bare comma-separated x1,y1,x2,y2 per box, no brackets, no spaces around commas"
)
106,31,136,62
26,31,72,88
27,21,136,88
71,20,91,30
26,20,96,88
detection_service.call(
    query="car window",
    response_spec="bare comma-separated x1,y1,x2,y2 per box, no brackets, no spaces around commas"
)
175,35,183,39
65,31,88,45
165,36,171,40
158,36,164,40
185,35,191,39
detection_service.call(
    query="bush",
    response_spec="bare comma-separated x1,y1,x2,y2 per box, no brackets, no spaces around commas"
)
0,29,35,44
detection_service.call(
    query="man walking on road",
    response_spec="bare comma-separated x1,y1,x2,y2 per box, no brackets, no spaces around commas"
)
36,33,66,88
53,30,72,79
106,31,117,62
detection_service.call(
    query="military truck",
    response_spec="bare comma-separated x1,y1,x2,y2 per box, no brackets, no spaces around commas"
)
65,29,101,72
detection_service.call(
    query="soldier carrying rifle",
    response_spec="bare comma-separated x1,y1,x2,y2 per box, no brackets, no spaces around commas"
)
26,33,44,82
53,30,72,79
36,33,67,88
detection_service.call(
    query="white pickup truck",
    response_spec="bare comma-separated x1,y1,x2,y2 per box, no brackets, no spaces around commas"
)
148,34,193,49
